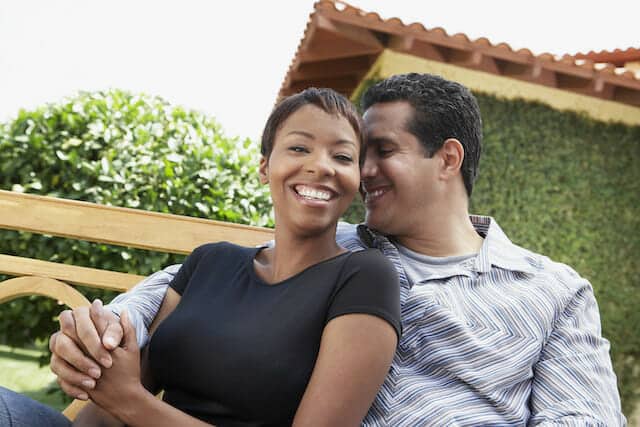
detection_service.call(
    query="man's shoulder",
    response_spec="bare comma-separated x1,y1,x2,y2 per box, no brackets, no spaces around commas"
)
336,222,367,251
482,216,589,293
506,239,591,297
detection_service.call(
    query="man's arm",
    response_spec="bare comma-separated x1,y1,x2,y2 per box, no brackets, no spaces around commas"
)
49,265,178,400
529,269,626,426
107,264,180,347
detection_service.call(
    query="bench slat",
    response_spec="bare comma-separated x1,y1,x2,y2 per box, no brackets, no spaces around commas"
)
0,254,145,292
0,276,91,308
0,190,273,254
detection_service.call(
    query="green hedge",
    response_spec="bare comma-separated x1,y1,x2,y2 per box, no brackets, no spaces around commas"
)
0,89,273,352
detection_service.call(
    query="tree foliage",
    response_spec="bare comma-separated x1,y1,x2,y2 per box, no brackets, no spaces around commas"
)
0,89,273,351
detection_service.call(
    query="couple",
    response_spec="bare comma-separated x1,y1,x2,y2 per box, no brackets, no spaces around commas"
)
4,73,626,425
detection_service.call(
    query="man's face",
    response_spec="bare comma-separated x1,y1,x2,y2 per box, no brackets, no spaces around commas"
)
361,101,440,237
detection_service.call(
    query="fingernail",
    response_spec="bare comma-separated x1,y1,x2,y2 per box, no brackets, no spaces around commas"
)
104,337,116,348
77,393,89,400
100,357,112,368
81,379,95,389
88,368,101,379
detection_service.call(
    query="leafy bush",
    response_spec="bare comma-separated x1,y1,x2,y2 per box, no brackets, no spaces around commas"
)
0,89,273,351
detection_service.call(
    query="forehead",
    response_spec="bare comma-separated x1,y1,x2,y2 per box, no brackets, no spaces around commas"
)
362,101,414,135
277,104,358,141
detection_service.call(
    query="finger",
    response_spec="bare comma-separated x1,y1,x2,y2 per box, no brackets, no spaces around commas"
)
74,306,112,368
49,331,58,354
102,321,124,351
90,299,108,337
120,310,138,351
51,353,96,392
58,310,79,343
57,378,89,401
51,332,102,379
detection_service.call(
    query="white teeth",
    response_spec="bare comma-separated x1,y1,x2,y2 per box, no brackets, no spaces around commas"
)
365,188,386,202
295,185,331,201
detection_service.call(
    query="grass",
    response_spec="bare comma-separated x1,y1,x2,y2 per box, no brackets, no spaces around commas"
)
0,344,68,411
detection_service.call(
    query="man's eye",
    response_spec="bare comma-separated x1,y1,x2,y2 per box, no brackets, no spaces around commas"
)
378,148,393,156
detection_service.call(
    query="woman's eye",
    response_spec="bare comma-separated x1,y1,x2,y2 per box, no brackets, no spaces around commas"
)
334,154,354,162
289,146,308,153
378,148,393,156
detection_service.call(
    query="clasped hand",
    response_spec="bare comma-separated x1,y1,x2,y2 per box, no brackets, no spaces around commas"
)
49,300,143,413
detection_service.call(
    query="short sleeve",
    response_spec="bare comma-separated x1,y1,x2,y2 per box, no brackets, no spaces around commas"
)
327,249,401,340
169,244,209,295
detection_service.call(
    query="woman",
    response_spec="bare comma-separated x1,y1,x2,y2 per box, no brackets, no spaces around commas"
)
73,88,401,426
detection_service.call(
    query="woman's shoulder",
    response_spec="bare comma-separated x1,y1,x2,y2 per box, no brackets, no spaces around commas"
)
190,241,257,263
346,248,394,268
343,249,398,283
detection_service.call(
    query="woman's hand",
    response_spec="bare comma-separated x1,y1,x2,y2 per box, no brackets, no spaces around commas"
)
88,310,149,420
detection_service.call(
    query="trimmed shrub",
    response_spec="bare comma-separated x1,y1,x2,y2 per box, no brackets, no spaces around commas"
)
0,89,273,351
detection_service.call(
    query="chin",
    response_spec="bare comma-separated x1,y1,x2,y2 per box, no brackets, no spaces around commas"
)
294,220,337,238
364,214,386,233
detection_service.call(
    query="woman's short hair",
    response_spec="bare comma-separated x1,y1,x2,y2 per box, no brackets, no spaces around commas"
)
261,88,365,165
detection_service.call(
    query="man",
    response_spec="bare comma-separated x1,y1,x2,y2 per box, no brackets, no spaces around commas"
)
48,73,625,425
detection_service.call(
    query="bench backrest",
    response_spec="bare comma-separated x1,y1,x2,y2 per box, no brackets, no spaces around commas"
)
0,189,273,305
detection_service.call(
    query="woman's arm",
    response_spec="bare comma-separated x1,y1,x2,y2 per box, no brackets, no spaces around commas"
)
292,313,398,426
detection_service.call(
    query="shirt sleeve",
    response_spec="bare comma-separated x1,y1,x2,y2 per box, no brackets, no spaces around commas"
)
168,244,211,295
107,264,180,348
529,268,626,426
326,249,401,341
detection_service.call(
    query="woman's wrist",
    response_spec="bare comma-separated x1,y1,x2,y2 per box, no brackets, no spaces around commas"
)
114,382,155,426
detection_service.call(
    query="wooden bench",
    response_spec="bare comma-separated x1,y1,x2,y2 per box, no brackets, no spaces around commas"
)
0,189,273,420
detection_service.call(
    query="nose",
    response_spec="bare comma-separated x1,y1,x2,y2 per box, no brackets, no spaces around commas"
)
361,148,378,180
305,151,335,176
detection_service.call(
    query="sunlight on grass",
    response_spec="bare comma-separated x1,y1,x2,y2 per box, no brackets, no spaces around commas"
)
0,344,68,411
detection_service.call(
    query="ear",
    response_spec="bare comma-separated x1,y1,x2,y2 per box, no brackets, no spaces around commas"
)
259,156,269,184
438,138,464,180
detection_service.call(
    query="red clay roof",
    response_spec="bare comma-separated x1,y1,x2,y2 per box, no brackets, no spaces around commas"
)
570,48,640,67
279,1,640,107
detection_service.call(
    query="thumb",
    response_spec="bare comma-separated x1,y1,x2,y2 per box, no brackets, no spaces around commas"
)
119,310,138,351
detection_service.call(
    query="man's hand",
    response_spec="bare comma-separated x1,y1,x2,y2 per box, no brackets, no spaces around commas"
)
49,299,124,400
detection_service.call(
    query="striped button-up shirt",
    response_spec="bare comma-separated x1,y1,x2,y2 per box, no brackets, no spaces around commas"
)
110,216,625,426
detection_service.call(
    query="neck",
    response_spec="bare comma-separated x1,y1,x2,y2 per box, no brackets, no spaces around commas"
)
395,195,483,258
265,226,343,283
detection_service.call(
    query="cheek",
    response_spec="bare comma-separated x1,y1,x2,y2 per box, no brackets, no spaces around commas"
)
343,167,361,195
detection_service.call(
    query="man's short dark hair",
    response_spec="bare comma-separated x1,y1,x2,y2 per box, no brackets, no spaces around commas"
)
261,88,365,165
361,73,482,196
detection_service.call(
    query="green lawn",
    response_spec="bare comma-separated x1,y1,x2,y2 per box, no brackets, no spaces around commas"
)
0,344,69,411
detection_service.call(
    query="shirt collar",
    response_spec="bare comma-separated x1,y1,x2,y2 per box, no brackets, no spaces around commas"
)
358,216,538,277
470,215,538,276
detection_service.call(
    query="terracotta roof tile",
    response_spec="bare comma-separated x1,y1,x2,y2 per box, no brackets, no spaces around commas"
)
279,1,640,107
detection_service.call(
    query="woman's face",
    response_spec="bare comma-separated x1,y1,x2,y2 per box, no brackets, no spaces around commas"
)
260,104,360,238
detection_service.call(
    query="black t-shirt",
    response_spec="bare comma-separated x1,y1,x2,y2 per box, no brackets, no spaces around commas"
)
149,242,401,426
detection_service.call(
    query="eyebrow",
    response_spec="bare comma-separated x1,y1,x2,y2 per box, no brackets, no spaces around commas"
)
286,130,357,147
285,130,314,139
366,136,395,146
